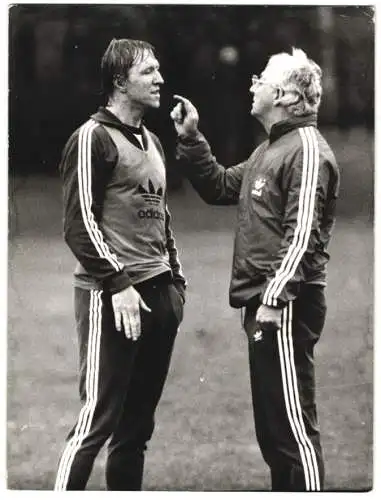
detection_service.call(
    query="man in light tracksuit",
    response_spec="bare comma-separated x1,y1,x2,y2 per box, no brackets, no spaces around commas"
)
171,48,340,491
54,38,186,491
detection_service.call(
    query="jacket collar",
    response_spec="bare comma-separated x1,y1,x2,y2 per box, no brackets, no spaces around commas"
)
91,107,144,134
269,114,318,144
91,107,147,150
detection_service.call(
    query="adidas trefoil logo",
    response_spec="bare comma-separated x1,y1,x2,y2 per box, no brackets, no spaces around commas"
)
138,180,163,206
252,177,266,197
253,329,263,342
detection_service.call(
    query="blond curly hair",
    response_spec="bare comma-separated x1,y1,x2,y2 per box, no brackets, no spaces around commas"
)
268,48,323,116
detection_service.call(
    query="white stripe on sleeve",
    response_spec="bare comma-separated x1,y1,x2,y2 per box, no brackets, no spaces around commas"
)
77,120,123,272
263,127,319,306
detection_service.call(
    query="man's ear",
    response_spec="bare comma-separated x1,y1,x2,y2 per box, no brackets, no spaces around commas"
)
273,87,284,107
114,75,127,92
275,88,300,108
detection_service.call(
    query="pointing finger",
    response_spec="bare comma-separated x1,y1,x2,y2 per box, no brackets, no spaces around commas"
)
173,94,188,103
173,94,194,110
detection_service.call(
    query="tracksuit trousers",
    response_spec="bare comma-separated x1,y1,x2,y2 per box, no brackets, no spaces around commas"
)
54,274,183,490
243,284,326,491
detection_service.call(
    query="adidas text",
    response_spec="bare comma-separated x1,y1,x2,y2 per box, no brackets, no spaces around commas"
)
138,208,165,221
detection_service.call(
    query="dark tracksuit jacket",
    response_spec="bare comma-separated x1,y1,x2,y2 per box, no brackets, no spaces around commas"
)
176,114,339,309
176,114,340,491
55,108,185,491
60,107,186,298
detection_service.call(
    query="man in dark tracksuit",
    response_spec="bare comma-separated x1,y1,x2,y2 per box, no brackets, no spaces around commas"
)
54,39,186,490
171,48,339,491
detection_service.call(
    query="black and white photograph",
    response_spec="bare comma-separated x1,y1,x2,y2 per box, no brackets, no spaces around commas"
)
7,1,375,492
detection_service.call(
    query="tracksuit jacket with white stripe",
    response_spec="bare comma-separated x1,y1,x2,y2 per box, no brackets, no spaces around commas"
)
60,107,186,298
176,115,339,309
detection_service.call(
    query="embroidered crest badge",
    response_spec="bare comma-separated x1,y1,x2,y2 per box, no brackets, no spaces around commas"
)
252,177,266,197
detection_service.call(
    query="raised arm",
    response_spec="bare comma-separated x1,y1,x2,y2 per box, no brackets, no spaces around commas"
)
171,95,245,205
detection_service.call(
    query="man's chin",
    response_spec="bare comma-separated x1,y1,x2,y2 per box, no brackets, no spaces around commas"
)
251,105,263,119
149,99,160,109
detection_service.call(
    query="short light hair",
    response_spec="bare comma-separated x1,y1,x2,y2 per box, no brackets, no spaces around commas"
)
268,48,323,116
101,38,156,99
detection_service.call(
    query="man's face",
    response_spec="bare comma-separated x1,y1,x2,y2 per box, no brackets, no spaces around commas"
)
249,61,280,117
124,49,164,109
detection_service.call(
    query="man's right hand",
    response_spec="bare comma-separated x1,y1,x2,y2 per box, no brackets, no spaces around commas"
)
111,286,151,341
171,95,200,138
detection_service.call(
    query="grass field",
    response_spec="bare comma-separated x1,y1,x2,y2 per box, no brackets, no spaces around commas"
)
7,127,373,491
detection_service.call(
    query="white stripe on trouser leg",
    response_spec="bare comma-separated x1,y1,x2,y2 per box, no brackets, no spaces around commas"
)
283,302,320,490
54,290,98,490
276,302,320,491
280,305,315,490
55,290,103,490
276,307,311,490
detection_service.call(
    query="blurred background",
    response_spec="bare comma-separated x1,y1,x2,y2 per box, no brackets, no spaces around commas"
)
8,4,374,491
9,4,374,178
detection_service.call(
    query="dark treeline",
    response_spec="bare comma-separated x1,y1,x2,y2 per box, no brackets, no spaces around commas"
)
9,4,374,177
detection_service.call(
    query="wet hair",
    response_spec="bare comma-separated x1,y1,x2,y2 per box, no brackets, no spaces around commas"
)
269,48,323,116
101,38,155,99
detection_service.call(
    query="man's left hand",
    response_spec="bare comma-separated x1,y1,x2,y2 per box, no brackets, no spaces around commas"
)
256,304,282,332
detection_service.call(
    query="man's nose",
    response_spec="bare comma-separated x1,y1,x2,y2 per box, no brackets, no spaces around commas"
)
155,71,164,84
